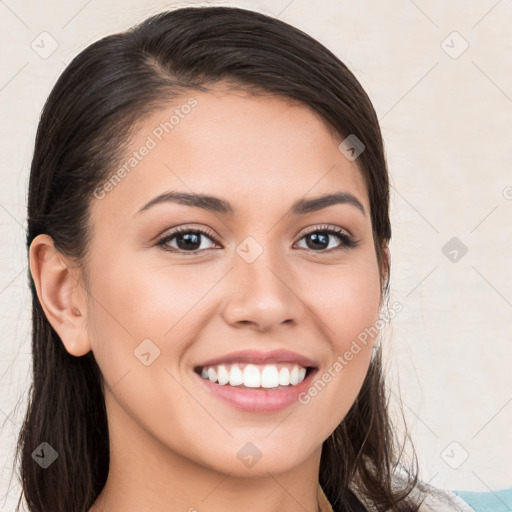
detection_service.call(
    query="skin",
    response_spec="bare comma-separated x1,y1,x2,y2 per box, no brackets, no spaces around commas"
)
29,86,388,512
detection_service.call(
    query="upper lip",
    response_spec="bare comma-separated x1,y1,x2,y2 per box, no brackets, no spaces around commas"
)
194,349,318,370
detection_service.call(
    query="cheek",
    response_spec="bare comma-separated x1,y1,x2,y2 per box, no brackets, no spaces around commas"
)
294,256,381,431
301,255,382,350
87,250,200,333
84,252,220,375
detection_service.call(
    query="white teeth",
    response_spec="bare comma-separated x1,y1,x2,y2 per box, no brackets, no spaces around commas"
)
229,364,243,386
207,367,217,383
243,364,261,387
290,365,299,385
217,364,230,385
261,365,279,388
198,363,309,389
279,367,290,386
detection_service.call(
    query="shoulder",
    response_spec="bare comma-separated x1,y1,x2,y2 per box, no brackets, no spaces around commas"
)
324,477,512,512
453,488,512,512
407,482,512,512
350,477,510,512
347,479,475,512
414,484,476,511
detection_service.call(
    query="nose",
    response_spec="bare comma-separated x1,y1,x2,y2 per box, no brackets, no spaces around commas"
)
221,244,302,332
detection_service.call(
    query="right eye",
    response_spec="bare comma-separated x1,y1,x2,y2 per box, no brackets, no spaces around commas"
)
156,226,221,254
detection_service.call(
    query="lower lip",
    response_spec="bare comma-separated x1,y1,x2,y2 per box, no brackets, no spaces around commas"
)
194,369,318,413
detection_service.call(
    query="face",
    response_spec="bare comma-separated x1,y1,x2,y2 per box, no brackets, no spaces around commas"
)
82,87,383,477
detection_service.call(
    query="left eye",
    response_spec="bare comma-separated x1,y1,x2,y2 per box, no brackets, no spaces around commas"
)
296,226,358,252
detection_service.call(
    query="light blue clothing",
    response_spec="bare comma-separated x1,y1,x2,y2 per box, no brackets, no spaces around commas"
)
455,488,512,512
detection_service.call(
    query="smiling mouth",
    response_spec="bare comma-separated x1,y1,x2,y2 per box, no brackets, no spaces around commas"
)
194,362,317,390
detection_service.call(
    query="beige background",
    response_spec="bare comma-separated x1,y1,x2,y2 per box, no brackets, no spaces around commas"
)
1,0,511,509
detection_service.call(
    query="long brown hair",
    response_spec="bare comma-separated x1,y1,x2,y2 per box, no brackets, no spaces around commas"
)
15,6,419,511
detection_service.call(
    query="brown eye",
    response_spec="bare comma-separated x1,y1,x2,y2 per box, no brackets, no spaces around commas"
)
156,227,220,254
296,225,359,252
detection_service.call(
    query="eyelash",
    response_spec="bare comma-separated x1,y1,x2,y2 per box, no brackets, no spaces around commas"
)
155,224,360,255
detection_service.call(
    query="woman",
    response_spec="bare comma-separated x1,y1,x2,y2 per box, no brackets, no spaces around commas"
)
17,6,481,511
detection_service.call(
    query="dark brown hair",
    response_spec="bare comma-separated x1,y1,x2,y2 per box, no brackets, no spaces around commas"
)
14,6,419,511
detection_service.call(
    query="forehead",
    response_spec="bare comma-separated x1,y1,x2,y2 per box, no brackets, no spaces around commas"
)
89,88,369,223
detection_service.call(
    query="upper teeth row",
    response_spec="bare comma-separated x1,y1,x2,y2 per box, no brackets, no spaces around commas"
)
200,363,307,388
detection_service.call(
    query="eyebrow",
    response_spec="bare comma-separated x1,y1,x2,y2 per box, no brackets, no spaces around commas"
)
134,190,366,217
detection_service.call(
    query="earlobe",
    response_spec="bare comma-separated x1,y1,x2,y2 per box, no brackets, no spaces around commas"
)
29,234,91,357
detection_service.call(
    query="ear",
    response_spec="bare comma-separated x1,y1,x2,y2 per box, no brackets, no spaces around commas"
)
29,234,91,357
